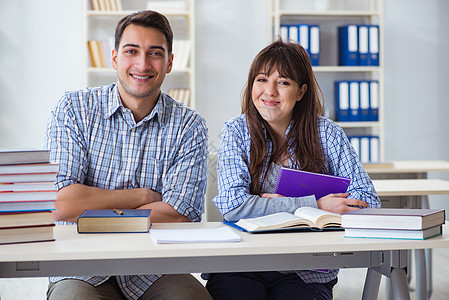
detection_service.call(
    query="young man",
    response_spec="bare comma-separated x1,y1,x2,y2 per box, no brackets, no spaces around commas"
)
45,10,211,300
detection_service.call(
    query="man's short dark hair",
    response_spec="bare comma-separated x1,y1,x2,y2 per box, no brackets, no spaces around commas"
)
114,10,174,54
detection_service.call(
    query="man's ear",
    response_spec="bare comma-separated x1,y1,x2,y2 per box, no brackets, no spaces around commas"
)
297,84,308,101
166,53,174,74
112,49,118,70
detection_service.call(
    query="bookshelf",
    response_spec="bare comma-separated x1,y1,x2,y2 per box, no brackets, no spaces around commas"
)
83,0,196,108
269,0,384,162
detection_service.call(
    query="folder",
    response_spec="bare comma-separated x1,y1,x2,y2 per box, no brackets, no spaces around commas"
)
280,24,289,42
309,25,320,66
338,25,358,66
349,136,360,158
369,81,379,121
288,25,298,43
349,81,359,121
359,81,370,121
335,81,350,122
360,136,370,163
368,25,380,66
370,136,379,163
297,24,310,53
358,25,369,66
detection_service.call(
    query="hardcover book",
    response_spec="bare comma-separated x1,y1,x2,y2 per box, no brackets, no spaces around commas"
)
274,166,350,200
77,209,151,233
0,163,59,175
341,208,445,230
344,225,442,240
0,211,54,228
0,223,55,245
0,173,57,183
229,207,341,233
0,201,55,213
0,149,50,165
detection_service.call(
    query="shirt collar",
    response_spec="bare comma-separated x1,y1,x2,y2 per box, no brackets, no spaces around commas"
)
104,84,168,126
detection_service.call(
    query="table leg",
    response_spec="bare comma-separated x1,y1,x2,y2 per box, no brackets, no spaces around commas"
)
362,268,381,300
390,268,411,300
415,249,427,300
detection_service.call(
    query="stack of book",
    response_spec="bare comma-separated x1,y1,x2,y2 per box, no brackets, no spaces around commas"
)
342,208,446,240
0,149,58,244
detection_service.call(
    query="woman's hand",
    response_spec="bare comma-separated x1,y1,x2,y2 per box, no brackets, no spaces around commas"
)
260,193,284,199
317,192,368,214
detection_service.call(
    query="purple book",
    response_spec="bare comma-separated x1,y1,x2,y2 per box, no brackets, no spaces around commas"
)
274,167,350,200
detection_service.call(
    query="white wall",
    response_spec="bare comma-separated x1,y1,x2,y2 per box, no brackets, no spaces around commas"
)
1,0,448,208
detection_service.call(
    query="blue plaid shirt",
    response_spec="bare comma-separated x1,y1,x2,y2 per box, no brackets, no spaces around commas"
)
213,114,380,284
44,83,208,299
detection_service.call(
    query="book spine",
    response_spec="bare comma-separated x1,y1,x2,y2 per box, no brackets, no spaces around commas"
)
273,167,284,194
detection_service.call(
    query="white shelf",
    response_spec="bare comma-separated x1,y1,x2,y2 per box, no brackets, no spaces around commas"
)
276,10,380,17
312,66,380,73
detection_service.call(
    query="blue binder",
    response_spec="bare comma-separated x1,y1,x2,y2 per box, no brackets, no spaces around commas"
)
359,81,370,121
297,24,310,53
338,25,358,66
349,81,360,121
280,24,289,42
369,81,379,121
309,25,320,66
335,81,350,121
368,25,380,66
358,25,369,66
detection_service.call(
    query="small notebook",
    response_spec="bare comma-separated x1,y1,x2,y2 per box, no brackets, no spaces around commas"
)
150,226,242,244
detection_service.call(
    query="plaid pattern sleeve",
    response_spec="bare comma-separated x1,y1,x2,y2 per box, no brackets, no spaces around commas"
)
44,84,207,299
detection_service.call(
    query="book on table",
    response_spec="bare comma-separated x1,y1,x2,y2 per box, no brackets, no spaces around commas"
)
274,166,350,200
0,149,50,165
227,207,342,233
0,190,57,202
0,182,56,192
0,201,55,213
0,223,55,245
344,225,442,240
0,162,59,174
0,210,53,228
77,209,152,233
0,172,57,183
341,208,445,230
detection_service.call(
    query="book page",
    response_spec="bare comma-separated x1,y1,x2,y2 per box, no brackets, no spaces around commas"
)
235,212,312,232
294,207,341,228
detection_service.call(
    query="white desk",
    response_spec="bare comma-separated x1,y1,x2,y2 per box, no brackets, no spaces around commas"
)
364,160,449,175
372,178,449,300
1,223,449,300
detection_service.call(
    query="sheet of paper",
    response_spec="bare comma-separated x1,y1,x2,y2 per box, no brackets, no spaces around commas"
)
150,226,242,244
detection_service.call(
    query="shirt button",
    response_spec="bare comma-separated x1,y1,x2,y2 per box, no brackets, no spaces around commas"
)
127,158,132,163
131,128,136,132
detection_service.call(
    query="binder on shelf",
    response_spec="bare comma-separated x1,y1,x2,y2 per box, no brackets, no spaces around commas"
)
338,25,358,66
280,24,289,42
349,81,359,121
359,81,370,121
357,25,369,66
349,136,360,158
288,25,298,43
370,136,380,163
309,25,320,66
369,81,379,121
297,24,309,54
335,81,350,122
359,136,370,163
368,25,380,66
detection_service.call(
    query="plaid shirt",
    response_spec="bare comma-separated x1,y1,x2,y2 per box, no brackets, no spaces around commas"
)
214,114,380,283
45,83,208,299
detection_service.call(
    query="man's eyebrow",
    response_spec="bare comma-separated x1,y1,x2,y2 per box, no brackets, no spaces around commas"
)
121,44,166,51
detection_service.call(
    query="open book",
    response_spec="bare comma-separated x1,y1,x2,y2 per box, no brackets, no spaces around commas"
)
228,207,342,233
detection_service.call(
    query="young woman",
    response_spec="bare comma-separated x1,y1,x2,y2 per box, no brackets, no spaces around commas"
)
206,40,380,299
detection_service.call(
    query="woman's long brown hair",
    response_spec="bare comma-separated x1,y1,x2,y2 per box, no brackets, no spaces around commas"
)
242,39,326,194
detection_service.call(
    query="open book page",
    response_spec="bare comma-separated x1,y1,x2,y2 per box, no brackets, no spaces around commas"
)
294,207,341,228
235,212,313,232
